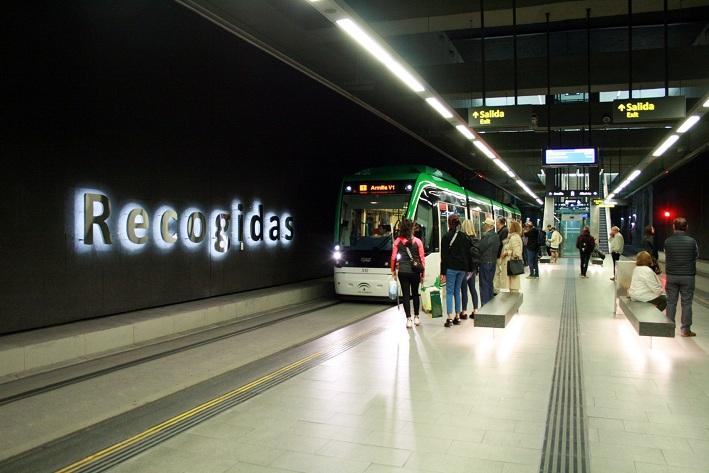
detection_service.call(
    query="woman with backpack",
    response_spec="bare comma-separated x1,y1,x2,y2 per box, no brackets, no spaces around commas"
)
390,219,426,329
440,214,472,327
459,219,480,320
576,226,595,278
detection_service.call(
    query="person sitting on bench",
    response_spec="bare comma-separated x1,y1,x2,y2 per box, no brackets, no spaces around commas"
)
628,251,667,313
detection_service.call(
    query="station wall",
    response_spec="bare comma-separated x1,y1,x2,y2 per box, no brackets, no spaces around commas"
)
1,1,454,334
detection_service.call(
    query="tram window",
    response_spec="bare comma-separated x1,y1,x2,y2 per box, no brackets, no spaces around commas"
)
339,194,407,250
415,198,435,253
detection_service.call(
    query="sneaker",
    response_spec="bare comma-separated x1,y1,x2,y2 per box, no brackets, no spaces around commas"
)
610,277,616,281
452,317,461,325
406,318,413,329
681,329,697,337
444,318,452,328
526,275,533,279
414,316,421,326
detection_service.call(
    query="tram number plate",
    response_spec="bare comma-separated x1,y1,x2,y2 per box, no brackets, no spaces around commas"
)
361,268,369,273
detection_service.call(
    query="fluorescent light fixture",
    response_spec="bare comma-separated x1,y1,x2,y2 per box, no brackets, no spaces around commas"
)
652,134,679,157
455,124,475,140
425,97,453,119
607,193,615,200
704,98,709,107
473,140,497,159
677,115,700,133
627,169,641,181
506,170,515,178
493,159,510,172
336,19,425,93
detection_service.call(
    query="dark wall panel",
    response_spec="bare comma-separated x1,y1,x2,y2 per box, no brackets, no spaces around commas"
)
1,1,454,334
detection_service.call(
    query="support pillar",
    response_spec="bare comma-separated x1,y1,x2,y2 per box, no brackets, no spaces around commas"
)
543,196,556,229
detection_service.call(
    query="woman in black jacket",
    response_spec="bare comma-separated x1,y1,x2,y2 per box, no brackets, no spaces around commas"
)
440,214,472,327
576,226,595,278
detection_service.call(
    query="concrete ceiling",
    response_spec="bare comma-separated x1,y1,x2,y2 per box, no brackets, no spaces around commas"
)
176,0,709,205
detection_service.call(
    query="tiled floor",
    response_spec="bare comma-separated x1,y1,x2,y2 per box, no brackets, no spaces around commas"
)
105,259,709,473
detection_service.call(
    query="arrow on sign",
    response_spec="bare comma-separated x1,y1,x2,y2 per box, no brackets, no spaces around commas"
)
617,104,625,111
472,111,479,118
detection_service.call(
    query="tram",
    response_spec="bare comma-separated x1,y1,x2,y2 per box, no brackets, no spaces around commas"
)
333,165,521,299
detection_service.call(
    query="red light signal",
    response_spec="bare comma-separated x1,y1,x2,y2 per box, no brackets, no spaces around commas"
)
663,210,671,218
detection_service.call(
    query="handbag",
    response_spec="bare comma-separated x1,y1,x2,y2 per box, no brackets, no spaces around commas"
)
507,258,525,276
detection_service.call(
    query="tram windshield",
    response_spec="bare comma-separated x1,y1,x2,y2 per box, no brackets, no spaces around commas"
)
338,194,409,250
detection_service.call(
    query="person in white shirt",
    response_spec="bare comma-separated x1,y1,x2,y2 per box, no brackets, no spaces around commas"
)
549,227,563,263
609,226,625,281
629,251,667,312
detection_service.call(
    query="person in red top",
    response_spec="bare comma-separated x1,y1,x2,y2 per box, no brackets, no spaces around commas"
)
390,219,426,328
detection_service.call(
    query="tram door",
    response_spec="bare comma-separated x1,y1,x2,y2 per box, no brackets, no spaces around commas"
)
560,214,584,256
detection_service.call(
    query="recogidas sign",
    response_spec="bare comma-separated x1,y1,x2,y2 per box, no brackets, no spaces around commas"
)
76,190,294,257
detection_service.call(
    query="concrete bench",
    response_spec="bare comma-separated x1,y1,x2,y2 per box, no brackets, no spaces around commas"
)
474,293,523,328
539,256,551,264
591,257,604,265
618,296,675,337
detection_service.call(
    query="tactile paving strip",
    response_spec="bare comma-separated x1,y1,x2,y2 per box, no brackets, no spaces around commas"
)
539,265,590,473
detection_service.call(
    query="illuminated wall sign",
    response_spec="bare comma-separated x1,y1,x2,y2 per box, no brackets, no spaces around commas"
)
468,105,533,127
592,198,605,206
76,191,294,256
612,96,685,123
344,182,413,195
546,190,598,198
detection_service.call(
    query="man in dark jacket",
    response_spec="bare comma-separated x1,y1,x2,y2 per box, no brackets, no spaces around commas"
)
496,217,508,259
664,217,699,337
478,217,501,306
524,222,540,279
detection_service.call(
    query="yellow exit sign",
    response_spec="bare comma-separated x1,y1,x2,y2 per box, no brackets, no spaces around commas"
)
468,105,532,128
612,96,685,123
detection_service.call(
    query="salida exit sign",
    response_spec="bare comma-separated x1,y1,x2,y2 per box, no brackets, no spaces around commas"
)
612,96,685,123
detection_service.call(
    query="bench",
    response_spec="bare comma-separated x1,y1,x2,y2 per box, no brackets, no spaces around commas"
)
539,256,551,264
474,293,523,328
591,257,604,265
618,296,675,337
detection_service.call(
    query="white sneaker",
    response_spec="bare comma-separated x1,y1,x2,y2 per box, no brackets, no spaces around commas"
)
414,316,421,326
406,318,413,329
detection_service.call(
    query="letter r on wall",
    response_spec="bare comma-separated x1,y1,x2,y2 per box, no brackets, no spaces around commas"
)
84,193,112,245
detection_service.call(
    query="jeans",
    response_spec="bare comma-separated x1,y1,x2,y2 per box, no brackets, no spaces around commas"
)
611,252,621,276
579,252,591,276
526,248,539,277
666,274,695,330
479,262,496,306
461,268,479,311
398,272,421,318
445,269,466,316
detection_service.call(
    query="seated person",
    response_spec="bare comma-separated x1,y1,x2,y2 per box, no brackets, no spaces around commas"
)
628,251,667,313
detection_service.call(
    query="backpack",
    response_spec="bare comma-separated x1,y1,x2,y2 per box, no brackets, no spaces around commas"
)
469,238,481,264
403,239,423,273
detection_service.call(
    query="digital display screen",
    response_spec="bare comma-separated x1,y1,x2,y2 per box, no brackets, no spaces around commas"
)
544,148,597,166
343,182,413,195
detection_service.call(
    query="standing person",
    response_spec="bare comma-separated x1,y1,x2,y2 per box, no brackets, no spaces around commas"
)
549,227,563,263
642,225,660,273
478,218,500,306
524,222,540,279
629,251,667,312
440,214,471,328
664,217,699,337
537,225,547,259
493,217,509,291
390,219,425,329
459,219,480,320
546,225,553,256
576,226,595,278
498,221,524,293
609,226,624,281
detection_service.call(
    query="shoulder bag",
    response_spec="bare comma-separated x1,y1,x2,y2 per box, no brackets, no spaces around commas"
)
507,235,525,276
404,240,423,274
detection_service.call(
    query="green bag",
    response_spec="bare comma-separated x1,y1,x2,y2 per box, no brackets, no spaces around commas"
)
429,289,443,318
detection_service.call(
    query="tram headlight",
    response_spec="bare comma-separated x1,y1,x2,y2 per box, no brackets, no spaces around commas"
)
333,250,342,261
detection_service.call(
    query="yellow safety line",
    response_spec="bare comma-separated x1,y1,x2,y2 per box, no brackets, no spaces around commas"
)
55,328,378,473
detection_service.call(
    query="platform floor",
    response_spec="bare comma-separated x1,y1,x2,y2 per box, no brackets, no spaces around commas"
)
3,258,709,473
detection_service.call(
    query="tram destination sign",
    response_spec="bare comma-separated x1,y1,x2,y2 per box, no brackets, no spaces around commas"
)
468,105,533,128
612,96,685,123
345,182,413,195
